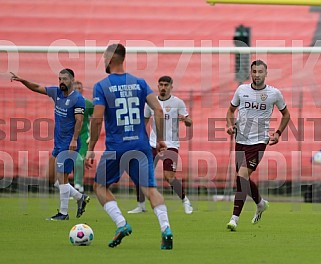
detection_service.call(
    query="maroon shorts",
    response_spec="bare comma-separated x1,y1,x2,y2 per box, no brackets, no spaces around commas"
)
152,148,179,172
235,143,267,172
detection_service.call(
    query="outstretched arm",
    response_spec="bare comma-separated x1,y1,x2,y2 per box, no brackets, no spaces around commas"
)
10,72,47,95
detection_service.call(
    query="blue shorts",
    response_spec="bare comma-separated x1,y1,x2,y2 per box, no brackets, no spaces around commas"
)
95,149,157,187
52,147,79,174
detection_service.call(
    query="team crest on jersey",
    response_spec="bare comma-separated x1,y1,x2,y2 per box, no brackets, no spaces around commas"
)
165,106,171,112
65,99,70,106
260,93,268,101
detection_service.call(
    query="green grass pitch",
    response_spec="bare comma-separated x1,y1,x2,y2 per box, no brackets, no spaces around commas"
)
1,193,321,264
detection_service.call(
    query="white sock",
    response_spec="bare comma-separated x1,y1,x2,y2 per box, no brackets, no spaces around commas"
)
54,180,60,189
68,183,82,201
153,204,170,232
183,196,189,203
59,184,70,215
138,201,146,209
258,199,265,208
231,215,239,223
103,201,126,228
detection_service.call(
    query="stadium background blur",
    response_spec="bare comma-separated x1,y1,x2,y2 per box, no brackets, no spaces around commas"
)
1,0,321,197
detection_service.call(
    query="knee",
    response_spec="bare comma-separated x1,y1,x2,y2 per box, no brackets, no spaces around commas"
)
164,172,175,182
149,188,165,206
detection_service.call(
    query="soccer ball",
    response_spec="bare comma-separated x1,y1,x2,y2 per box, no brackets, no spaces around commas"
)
69,224,94,246
312,151,321,165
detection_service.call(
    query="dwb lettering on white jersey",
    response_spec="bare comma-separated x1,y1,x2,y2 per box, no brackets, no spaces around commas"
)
231,84,286,145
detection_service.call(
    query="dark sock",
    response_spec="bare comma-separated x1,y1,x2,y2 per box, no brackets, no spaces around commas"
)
233,176,250,216
136,186,145,203
249,179,261,204
169,178,185,200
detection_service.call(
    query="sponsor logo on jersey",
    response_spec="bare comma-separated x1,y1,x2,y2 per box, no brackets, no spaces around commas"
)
65,99,70,106
245,102,266,110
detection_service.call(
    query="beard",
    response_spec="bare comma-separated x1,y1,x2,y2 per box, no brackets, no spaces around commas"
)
253,78,264,87
59,83,68,91
160,90,166,97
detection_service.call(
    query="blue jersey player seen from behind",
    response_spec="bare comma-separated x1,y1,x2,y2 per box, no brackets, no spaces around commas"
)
85,43,173,250
10,69,90,220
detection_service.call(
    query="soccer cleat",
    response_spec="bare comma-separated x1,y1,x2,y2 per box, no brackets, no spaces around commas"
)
127,206,147,214
227,219,237,231
252,200,269,224
47,211,69,221
76,194,90,218
108,223,132,248
183,197,193,214
161,226,173,250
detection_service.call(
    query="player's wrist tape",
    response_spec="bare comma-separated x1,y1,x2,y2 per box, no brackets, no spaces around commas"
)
275,130,282,136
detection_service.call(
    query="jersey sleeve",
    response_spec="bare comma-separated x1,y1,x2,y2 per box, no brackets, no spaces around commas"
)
144,103,152,118
177,98,189,117
230,86,241,107
93,83,107,106
141,79,154,118
45,86,58,101
75,95,86,115
275,89,287,111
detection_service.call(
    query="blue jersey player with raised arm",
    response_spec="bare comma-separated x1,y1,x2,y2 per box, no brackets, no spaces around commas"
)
11,69,90,220
85,43,173,250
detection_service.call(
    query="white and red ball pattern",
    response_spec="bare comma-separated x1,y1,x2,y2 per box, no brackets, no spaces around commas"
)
69,224,94,246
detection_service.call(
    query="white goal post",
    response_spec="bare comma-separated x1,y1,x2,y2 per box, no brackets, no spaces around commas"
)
2,45,321,54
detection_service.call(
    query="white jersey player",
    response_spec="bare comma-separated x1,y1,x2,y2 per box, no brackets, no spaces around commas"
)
231,83,286,145
146,94,189,149
128,76,194,215
226,60,290,231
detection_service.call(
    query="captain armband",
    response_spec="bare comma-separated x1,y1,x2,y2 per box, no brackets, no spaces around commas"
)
74,107,85,115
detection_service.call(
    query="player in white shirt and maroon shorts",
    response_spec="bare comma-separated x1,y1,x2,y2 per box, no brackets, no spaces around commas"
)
128,76,194,214
226,60,290,231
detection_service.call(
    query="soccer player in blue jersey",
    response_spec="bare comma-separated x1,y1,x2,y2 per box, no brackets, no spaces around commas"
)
10,69,90,220
128,76,193,214
85,43,173,250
